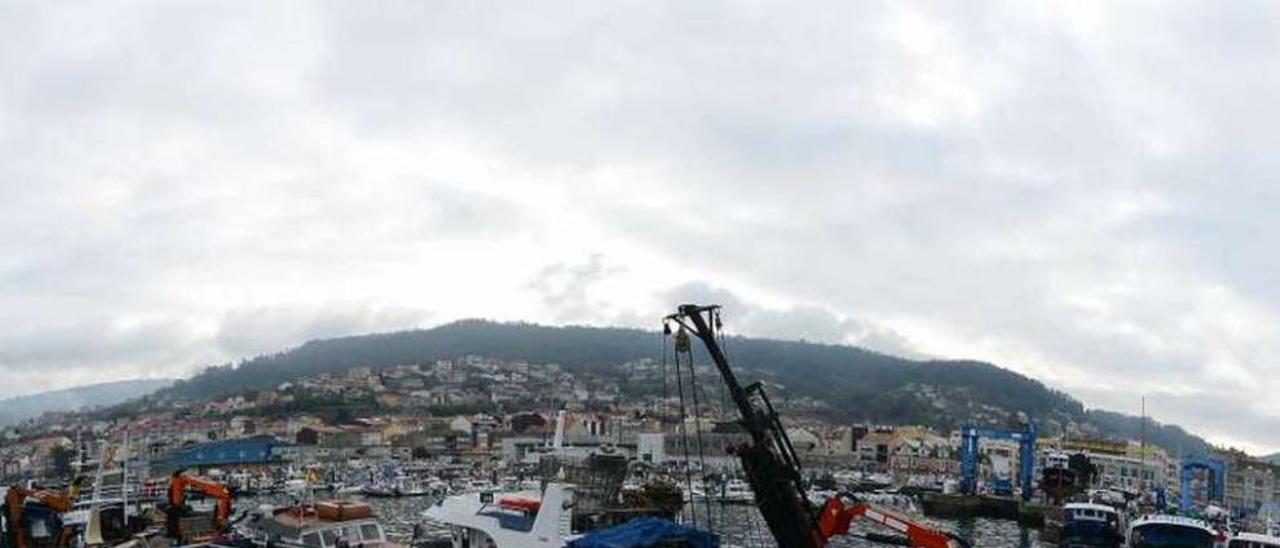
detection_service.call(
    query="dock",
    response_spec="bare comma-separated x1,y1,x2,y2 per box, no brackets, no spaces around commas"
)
920,493,1052,527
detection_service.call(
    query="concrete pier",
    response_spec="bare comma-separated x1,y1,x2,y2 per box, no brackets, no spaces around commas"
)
920,493,1051,527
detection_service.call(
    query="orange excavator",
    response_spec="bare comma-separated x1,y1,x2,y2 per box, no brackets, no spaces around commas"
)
818,494,968,548
3,478,83,548
164,470,232,543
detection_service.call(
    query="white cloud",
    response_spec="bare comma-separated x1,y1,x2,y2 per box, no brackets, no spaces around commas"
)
2,1,1279,450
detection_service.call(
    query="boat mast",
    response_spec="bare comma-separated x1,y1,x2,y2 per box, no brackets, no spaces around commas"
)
664,304,824,548
1140,396,1146,491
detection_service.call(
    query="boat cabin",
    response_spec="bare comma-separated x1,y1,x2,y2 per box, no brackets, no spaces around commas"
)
1065,502,1120,524
244,501,396,548
1061,502,1123,548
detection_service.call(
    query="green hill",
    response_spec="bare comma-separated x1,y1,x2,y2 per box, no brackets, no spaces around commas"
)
0,378,174,425
153,319,1212,456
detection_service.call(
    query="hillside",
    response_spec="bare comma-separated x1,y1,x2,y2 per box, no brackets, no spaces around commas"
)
0,378,174,425
154,320,1212,456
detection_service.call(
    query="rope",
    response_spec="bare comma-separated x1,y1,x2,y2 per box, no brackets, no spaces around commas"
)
660,329,669,421
672,329,696,530
683,347,714,530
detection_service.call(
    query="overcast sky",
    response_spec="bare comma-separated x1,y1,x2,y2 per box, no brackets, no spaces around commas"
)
3,2,1278,452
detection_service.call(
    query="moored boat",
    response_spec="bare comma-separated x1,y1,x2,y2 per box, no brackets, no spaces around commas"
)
237,500,403,548
1229,531,1280,547
1059,502,1122,547
422,483,573,548
1128,514,1221,548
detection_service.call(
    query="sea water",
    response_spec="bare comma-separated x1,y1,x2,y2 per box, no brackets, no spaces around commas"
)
251,493,1048,547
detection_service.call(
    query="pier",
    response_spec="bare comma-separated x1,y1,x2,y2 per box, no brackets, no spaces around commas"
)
920,493,1051,527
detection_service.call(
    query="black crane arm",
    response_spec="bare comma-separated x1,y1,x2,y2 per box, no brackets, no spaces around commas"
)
665,304,824,548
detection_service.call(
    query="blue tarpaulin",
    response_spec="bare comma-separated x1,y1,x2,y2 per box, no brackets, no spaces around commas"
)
567,517,719,548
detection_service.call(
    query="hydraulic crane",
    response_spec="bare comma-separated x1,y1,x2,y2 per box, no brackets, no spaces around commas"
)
3,478,82,548
164,469,232,543
819,494,967,548
665,304,966,548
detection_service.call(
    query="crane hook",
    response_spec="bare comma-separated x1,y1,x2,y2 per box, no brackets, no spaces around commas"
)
674,325,691,353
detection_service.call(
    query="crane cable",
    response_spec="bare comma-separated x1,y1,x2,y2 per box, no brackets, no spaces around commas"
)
710,310,733,534
672,325,697,529
675,338,716,530
661,322,670,422
680,336,714,531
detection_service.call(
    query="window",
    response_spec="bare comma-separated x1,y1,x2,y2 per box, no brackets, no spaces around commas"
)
321,529,339,547
303,533,322,547
359,524,382,541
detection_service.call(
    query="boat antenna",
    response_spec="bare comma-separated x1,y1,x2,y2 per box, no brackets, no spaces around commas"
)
1140,396,1146,491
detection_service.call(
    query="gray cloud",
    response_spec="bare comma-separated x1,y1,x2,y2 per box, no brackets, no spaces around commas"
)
214,303,433,358
661,281,922,358
3,2,1280,451
527,254,618,322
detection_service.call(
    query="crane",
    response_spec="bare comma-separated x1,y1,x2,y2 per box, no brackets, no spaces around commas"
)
164,469,232,543
819,495,967,548
958,424,1036,500
3,478,82,548
665,304,965,548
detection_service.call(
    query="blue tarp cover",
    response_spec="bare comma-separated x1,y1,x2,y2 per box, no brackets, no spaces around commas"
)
567,517,719,548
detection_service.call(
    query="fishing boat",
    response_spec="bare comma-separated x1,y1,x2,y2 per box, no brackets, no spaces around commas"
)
237,500,403,548
1059,502,1123,547
422,483,573,548
1042,451,1080,504
1128,514,1221,548
1228,516,1280,548
1229,532,1280,547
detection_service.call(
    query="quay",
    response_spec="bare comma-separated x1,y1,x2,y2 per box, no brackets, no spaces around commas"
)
920,493,1051,527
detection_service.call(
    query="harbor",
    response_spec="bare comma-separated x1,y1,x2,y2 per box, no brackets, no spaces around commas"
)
9,0,1280,544
0,305,1273,548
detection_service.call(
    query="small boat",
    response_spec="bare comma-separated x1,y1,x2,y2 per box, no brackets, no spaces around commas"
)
422,483,573,548
682,482,709,503
717,479,755,505
238,500,403,548
1128,514,1221,548
1229,532,1280,547
363,477,433,498
337,484,366,495
1059,502,1123,547
1042,451,1080,503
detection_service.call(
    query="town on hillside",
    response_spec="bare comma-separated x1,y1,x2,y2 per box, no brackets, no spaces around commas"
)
1,353,1274,546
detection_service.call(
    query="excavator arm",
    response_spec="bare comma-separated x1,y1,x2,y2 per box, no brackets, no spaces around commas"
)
4,479,82,548
166,470,232,542
818,496,968,548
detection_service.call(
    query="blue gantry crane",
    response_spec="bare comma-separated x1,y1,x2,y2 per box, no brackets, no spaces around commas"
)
959,422,1037,501
1179,456,1226,512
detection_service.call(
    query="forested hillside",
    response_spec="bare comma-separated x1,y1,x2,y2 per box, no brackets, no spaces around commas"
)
153,320,1212,456
0,378,174,425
